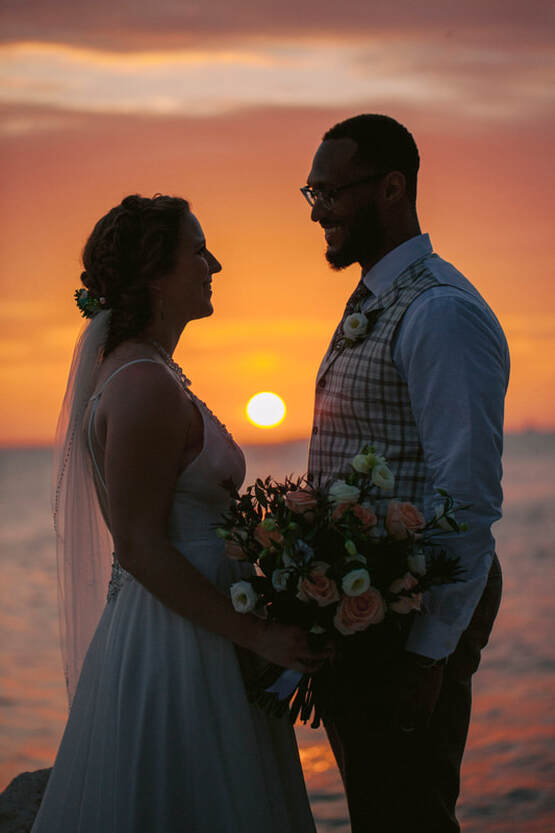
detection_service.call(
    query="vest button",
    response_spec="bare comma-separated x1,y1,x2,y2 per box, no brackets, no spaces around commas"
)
318,378,326,388
312,426,318,435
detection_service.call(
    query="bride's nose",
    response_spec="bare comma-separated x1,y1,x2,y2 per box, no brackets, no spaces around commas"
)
207,250,222,274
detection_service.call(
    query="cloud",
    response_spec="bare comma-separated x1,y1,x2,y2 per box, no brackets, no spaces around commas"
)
1,1,552,129
1,0,553,51
1,36,553,128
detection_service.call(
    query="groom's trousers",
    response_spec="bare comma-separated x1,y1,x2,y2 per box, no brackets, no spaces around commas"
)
321,555,502,833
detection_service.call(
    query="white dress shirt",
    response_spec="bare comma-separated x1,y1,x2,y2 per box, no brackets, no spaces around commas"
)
361,234,510,658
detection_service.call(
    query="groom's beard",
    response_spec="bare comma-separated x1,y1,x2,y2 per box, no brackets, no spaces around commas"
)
326,201,385,271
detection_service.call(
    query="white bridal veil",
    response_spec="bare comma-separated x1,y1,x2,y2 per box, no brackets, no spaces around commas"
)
53,311,113,705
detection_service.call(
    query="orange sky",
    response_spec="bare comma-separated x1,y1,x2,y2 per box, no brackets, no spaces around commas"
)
1,4,554,445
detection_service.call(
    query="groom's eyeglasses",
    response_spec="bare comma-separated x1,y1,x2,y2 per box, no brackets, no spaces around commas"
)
300,173,387,210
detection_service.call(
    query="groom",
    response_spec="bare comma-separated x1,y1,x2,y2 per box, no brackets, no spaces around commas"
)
304,114,508,832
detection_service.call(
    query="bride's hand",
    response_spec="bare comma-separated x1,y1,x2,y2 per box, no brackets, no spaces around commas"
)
250,620,332,674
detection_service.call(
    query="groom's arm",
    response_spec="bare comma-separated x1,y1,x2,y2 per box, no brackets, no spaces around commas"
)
393,285,510,661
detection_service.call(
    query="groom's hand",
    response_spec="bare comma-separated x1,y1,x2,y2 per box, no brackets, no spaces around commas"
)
395,651,445,732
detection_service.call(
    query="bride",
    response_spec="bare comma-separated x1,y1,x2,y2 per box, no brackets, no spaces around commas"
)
32,194,325,832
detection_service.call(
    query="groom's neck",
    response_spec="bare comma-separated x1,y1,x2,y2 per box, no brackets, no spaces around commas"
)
360,216,421,274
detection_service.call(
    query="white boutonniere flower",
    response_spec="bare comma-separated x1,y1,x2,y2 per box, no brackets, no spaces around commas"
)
343,313,368,341
337,308,382,351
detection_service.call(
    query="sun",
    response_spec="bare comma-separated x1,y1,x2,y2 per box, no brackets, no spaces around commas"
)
246,392,286,428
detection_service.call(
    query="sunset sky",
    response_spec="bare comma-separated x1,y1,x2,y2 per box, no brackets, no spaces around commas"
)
1,1,554,445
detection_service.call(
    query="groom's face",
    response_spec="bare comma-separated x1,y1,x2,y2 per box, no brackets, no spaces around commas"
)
307,138,386,271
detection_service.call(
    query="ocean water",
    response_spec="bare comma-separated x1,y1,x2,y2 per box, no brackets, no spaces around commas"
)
1,434,554,832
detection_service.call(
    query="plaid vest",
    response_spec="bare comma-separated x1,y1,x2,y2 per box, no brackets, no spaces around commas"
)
308,256,444,519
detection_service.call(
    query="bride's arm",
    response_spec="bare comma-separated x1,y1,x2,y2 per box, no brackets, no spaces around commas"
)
99,362,326,674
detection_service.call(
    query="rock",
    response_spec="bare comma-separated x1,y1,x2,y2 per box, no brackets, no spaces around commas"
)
0,769,51,833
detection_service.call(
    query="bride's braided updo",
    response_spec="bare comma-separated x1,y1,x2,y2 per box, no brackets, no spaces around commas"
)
81,194,190,356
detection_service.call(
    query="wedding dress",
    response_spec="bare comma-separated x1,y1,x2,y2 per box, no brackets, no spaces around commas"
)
32,359,315,833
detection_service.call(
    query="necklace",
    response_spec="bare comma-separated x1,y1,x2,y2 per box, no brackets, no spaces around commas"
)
150,340,191,388
150,340,237,450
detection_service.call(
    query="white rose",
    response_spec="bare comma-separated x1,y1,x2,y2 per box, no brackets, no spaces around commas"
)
366,451,386,469
408,552,427,576
343,313,368,341
230,581,258,613
351,454,372,473
272,568,290,592
342,568,371,597
372,463,395,491
328,480,361,505
434,503,456,531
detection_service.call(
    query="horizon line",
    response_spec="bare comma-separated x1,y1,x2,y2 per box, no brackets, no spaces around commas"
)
1,428,555,452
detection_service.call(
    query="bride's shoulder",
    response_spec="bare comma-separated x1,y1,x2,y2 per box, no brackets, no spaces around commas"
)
88,350,197,458
95,350,190,425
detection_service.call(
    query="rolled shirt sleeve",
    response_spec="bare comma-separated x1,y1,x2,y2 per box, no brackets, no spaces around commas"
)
393,286,510,659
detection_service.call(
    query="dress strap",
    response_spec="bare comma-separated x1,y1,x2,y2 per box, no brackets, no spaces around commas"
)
87,358,160,493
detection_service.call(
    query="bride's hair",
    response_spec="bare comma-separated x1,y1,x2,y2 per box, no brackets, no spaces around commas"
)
81,194,190,355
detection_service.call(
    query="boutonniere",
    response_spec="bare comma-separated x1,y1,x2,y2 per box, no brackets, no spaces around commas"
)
336,308,382,351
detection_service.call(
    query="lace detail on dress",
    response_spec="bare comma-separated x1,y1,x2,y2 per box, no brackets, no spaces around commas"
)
190,391,238,451
107,553,133,602
148,341,237,451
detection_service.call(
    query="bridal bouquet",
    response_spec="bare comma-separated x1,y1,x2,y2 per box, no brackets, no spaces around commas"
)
217,446,464,727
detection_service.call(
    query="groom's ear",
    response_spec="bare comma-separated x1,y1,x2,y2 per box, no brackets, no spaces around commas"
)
382,171,407,205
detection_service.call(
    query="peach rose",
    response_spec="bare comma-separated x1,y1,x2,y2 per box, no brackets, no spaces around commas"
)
386,501,425,540
333,502,377,529
284,488,318,514
297,562,340,607
352,504,378,529
254,523,283,549
334,587,386,635
225,539,247,560
331,502,350,521
388,572,423,614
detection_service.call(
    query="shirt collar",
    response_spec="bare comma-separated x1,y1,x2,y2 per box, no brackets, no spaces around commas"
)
362,233,432,297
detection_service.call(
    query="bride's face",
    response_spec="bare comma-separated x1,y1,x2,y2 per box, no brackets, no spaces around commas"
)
159,213,222,323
